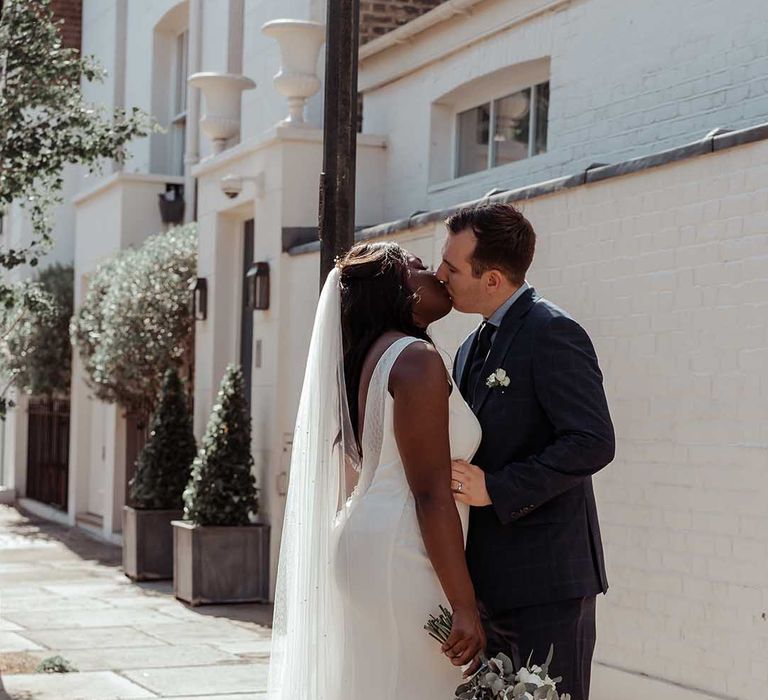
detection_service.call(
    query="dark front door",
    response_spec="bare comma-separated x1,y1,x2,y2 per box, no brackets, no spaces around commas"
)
26,396,70,509
240,219,255,413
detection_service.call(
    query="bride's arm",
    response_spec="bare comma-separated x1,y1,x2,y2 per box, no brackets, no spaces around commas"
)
390,342,485,667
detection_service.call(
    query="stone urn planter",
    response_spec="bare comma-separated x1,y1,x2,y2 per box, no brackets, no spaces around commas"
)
172,521,270,606
123,506,182,581
188,72,256,152
261,19,325,126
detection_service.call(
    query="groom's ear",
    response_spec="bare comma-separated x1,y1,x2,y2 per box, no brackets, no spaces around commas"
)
485,269,504,291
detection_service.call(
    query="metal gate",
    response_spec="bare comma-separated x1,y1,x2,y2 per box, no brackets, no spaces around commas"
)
26,396,70,509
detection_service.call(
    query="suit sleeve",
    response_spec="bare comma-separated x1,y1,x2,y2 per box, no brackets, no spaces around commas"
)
484,315,615,525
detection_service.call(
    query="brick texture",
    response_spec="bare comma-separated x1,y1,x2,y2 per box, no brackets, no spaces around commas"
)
50,0,82,52
359,0,446,44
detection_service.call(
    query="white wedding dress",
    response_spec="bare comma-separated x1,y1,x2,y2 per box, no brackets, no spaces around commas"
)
268,272,482,700
336,336,482,699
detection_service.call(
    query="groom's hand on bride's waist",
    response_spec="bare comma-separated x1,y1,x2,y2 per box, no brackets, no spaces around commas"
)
451,460,491,507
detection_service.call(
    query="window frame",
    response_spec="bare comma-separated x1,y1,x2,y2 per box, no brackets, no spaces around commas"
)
453,80,549,179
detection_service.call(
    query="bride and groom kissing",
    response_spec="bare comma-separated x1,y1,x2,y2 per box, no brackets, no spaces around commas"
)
267,203,615,700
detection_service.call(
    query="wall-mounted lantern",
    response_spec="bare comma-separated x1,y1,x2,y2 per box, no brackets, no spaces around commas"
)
246,262,270,310
158,183,185,225
190,277,208,321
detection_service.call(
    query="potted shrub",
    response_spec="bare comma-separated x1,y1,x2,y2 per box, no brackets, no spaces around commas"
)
123,369,196,580
173,364,269,605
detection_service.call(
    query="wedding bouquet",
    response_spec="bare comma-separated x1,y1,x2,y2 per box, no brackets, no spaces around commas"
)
425,607,571,700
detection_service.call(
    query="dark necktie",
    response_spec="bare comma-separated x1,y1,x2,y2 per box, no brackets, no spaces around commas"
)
467,321,495,400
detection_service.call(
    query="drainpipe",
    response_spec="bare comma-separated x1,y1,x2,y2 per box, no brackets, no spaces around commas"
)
184,0,203,223
112,0,127,174
227,0,244,74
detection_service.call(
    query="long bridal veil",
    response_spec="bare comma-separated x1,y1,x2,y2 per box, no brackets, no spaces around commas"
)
267,268,360,700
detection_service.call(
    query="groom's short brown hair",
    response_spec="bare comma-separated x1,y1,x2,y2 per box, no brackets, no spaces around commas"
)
445,203,535,285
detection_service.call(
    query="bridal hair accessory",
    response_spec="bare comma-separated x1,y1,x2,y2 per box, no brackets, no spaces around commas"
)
486,368,511,389
425,607,570,699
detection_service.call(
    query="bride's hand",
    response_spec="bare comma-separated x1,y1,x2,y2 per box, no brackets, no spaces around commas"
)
441,605,486,667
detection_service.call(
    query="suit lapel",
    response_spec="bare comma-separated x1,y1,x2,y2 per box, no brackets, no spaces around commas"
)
472,288,539,414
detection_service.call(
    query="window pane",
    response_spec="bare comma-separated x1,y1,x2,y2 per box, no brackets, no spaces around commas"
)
456,104,490,177
174,31,189,116
534,81,549,155
492,88,531,167
171,121,186,177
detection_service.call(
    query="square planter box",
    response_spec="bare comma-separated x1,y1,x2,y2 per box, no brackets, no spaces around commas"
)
123,506,183,581
172,520,270,606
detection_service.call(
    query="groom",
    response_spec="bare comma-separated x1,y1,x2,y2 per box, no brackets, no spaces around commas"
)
436,203,614,700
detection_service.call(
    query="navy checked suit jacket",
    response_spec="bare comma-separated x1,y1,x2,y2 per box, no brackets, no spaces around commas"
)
453,287,614,613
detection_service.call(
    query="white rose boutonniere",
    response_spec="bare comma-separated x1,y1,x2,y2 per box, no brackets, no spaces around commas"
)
485,368,511,389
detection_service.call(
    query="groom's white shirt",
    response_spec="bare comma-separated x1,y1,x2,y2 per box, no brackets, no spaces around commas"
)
454,280,530,383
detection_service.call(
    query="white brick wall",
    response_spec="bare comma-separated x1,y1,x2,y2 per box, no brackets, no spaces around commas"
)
361,0,768,221
491,141,768,698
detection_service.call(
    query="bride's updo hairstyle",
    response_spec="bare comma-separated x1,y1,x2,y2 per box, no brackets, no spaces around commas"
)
337,241,431,441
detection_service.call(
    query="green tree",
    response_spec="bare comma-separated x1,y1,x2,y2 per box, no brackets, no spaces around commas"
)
129,369,196,510
71,223,197,418
0,263,73,398
183,365,259,526
0,280,55,417
0,0,152,303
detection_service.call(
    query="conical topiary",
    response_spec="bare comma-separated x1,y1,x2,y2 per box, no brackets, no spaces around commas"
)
128,368,196,509
182,364,259,526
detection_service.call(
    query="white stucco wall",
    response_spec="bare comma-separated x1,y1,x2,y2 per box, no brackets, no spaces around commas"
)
279,137,768,699
360,0,768,220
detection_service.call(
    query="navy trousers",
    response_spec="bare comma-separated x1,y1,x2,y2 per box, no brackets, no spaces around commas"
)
481,596,597,700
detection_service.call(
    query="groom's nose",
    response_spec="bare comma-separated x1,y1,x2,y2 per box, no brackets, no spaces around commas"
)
435,262,448,283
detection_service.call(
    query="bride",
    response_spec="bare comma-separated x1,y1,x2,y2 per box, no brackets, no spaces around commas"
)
267,241,485,700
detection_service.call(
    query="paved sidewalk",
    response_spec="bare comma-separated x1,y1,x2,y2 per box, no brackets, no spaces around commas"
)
0,505,271,699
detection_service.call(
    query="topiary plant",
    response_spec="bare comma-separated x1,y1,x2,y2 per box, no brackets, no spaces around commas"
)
128,368,196,510
182,364,259,526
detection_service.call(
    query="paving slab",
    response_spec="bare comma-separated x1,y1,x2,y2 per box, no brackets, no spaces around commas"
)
0,632,44,652
139,622,260,646
162,695,265,699
210,639,272,656
26,644,241,671
20,626,169,651
122,662,268,696
0,620,22,632
1,670,157,699
0,595,114,613
4,607,180,630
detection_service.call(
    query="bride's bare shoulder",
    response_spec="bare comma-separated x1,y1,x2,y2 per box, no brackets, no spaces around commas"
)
389,341,447,393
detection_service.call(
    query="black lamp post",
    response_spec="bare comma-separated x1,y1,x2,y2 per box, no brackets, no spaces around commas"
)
318,0,360,288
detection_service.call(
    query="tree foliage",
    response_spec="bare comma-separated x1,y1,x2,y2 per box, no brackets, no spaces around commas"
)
183,365,259,526
0,0,152,306
0,278,55,418
0,263,73,400
71,224,197,417
128,369,197,510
